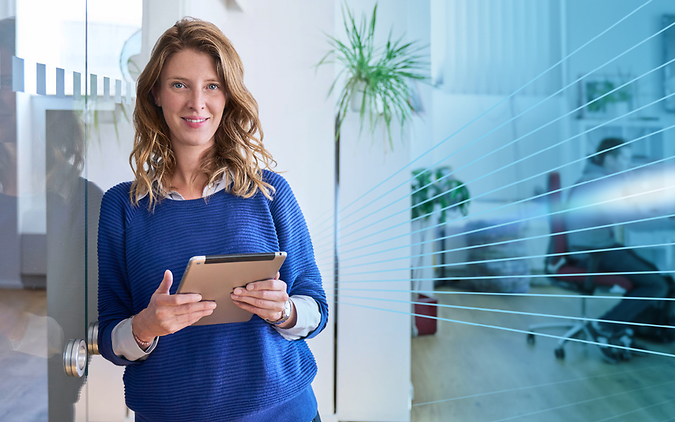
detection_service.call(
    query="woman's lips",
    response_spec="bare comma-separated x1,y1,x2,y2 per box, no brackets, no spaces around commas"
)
182,116,209,128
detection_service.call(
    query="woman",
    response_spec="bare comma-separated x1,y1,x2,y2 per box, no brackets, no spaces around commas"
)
97,17,327,422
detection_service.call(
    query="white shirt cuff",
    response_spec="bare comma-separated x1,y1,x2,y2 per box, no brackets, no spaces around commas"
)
273,295,321,341
112,317,158,361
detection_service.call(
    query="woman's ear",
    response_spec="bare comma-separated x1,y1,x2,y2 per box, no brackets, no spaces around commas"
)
151,87,161,107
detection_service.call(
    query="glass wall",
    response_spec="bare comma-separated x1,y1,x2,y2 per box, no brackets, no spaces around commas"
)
326,0,675,421
1,1,675,421
1,0,89,420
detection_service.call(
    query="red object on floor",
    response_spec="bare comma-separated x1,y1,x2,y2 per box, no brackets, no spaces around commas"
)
415,294,438,336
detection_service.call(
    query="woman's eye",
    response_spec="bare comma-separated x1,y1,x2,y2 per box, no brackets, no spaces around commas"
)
207,84,219,90
172,82,185,89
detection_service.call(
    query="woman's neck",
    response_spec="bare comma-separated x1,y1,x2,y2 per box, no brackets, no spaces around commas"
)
170,174,207,200
170,143,211,200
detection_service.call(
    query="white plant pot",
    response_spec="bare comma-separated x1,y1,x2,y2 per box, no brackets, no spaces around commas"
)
349,80,383,114
350,80,367,112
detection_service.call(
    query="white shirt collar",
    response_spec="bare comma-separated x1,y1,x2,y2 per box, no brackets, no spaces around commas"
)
137,175,227,201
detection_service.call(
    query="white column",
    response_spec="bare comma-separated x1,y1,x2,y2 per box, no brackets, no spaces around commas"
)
140,0,194,66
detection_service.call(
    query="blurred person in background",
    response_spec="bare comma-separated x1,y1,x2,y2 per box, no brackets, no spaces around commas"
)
565,137,671,362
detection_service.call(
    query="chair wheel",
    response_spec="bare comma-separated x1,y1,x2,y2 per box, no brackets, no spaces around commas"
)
555,347,565,359
527,333,535,344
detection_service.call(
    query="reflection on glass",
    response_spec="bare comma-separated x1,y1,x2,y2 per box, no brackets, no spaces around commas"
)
0,9,102,420
0,14,54,421
0,16,18,288
45,108,102,421
565,139,671,358
412,135,675,419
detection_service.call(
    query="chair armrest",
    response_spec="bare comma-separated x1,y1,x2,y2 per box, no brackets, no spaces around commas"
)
546,256,566,274
583,253,601,292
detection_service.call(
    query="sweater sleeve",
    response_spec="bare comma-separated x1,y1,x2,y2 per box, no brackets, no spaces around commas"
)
97,183,141,366
266,172,328,339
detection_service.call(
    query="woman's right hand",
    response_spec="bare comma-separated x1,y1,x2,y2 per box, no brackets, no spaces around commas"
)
132,270,216,342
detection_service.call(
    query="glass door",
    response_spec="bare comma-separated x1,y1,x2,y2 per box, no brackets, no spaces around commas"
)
0,0,93,420
0,0,140,420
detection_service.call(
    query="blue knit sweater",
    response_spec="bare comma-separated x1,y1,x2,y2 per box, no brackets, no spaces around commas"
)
97,170,328,422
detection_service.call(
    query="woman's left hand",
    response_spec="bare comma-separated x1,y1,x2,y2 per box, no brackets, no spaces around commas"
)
231,273,297,328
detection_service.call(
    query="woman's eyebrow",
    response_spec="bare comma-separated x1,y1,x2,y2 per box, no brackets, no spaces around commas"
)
166,76,221,83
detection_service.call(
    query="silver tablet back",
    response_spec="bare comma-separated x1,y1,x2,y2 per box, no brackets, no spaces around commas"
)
176,252,287,325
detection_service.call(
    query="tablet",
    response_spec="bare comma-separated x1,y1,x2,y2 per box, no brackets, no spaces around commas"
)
176,252,287,325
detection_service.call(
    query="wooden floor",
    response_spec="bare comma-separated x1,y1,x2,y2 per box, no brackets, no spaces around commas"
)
4,287,675,421
411,284,675,422
0,288,48,421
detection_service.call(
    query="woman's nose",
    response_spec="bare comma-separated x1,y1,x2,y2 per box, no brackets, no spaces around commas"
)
188,90,205,110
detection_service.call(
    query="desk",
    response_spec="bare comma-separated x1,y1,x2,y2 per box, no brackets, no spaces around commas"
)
624,217,675,271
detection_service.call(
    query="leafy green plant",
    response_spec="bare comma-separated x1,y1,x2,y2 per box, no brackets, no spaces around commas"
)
585,80,632,113
411,166,470,223
317,3,427,149
410,166,469,290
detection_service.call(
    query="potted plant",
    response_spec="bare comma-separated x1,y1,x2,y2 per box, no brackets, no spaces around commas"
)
411,166,470,223
411,169,470,276
581,72,634,118
317,3,427,149
410,166,469,335
411,166,470,277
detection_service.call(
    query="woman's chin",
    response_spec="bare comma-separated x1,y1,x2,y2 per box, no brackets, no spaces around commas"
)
170,136,216,150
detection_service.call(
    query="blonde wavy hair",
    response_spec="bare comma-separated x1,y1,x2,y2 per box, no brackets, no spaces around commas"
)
130,17,276,208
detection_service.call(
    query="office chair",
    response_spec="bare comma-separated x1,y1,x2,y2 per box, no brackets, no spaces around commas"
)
527,172,633,359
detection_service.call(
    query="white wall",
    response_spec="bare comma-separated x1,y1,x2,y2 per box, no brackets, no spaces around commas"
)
433,0,562,97
563,0,675,179
0,0,14,19
334,113,413,422
331,1,412,421
190,0,336,226
565,0,675,109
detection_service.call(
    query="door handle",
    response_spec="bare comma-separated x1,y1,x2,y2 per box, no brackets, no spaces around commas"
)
63,339,87,378
62,320,99,377
87,321,99,355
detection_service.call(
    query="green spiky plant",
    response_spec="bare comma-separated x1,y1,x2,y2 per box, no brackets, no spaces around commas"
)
317,3,427,150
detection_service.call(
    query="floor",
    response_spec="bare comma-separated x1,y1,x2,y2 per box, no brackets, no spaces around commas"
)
411,284,675,422
0,287,136,422
0,288,49,421
5,286,675,422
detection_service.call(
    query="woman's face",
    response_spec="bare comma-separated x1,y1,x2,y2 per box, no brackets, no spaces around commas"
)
604,147,632,174
154,49,226,152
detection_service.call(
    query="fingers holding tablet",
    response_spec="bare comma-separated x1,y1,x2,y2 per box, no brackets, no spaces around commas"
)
231,276,296,327
132,270,218,342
